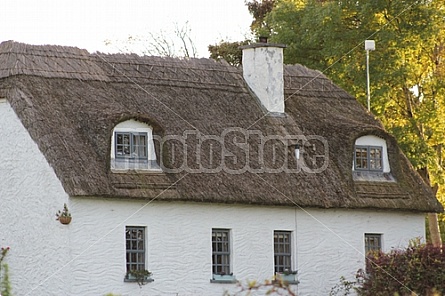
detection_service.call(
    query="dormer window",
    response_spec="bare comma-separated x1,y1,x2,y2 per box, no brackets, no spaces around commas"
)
111,120,161,171
355,146,383,171
353,135,394,182
353,135,389,173
352,135,396,182
115,132,147,159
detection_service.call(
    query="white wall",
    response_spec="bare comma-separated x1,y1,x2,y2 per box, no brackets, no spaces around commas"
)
0,100,72,295
0,100,426,296
66,199,424,296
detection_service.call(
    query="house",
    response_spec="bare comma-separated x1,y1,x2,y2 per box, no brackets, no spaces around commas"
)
0,40,442,296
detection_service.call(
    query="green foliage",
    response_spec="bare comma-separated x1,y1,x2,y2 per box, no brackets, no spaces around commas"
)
55,203,71,219
0,247,12,296
208,40,251,66
357,244,445,296
255,0,445,217
246,0,277,34
126,269,152,287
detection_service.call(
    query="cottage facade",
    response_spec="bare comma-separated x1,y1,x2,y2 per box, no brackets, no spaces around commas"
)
0,41,442,296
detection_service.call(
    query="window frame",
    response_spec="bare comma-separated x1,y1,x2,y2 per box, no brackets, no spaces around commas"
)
364,233,382,254
212,229,231,276
125,226,146,273
115,131,148,160
354,145,383,172
274,231,292,273
111,120,161,172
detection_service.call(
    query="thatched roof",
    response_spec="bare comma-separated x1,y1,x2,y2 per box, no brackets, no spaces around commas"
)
0,41,442,213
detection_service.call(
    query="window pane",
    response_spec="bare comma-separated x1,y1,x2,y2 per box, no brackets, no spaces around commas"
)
116,133,131,157
369,147,382,170
365,233,382,253
355,146,383,171
131,253,137,262
116,132,149,159
133,134,147,158
126,226,146,273
355,147,368,169
274,231,292,273
212,229,231,275
138,240,144,250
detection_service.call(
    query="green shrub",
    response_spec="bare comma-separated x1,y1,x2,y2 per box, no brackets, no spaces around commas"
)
0,247,12,296
357,243,445,296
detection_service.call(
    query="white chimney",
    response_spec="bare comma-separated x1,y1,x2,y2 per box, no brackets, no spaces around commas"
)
241,39,286,114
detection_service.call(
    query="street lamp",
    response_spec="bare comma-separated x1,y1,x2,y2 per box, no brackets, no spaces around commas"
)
365,40,375,112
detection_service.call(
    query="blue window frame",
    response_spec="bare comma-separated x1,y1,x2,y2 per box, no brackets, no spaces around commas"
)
365,233,382,254
126,226,146,272
212,229,231,275
115,132,148,159
355,145,383,171
274,231,292,273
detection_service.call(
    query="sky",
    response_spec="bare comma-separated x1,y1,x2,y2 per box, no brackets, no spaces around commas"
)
1,0,253,57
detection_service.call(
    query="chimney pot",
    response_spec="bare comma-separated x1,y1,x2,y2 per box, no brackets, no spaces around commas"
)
259,36,268,43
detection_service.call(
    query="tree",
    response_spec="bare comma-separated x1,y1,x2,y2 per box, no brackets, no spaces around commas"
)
246,0,276,34
208,40,250,66
247,0,445,242
105,22,198,58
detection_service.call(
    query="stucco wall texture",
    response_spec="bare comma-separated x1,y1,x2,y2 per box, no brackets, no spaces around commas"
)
0,100,425,296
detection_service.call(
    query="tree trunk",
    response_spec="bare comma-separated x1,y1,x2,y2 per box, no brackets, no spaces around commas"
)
428,213,442,247
417,167,442,246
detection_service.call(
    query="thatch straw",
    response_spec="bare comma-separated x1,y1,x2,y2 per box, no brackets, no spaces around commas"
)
0,41,441,213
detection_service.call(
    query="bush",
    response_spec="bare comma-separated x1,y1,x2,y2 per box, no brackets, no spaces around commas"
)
357,243,445,296
0,247,12,296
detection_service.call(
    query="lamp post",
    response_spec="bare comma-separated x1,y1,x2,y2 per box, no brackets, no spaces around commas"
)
365,40,375,112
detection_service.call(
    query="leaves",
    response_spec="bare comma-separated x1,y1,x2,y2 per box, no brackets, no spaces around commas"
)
208,40,251,66
259,0,445,214
359,244,445,296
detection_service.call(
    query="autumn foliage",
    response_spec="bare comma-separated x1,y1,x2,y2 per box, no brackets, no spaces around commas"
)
357,244,445,296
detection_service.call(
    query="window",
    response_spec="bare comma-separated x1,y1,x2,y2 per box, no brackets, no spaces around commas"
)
126,226,146,272
115,132,147,159
364,233,382,254
355,146,383,171
111,120,161,171
274,231,292,273
212,229,231,275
